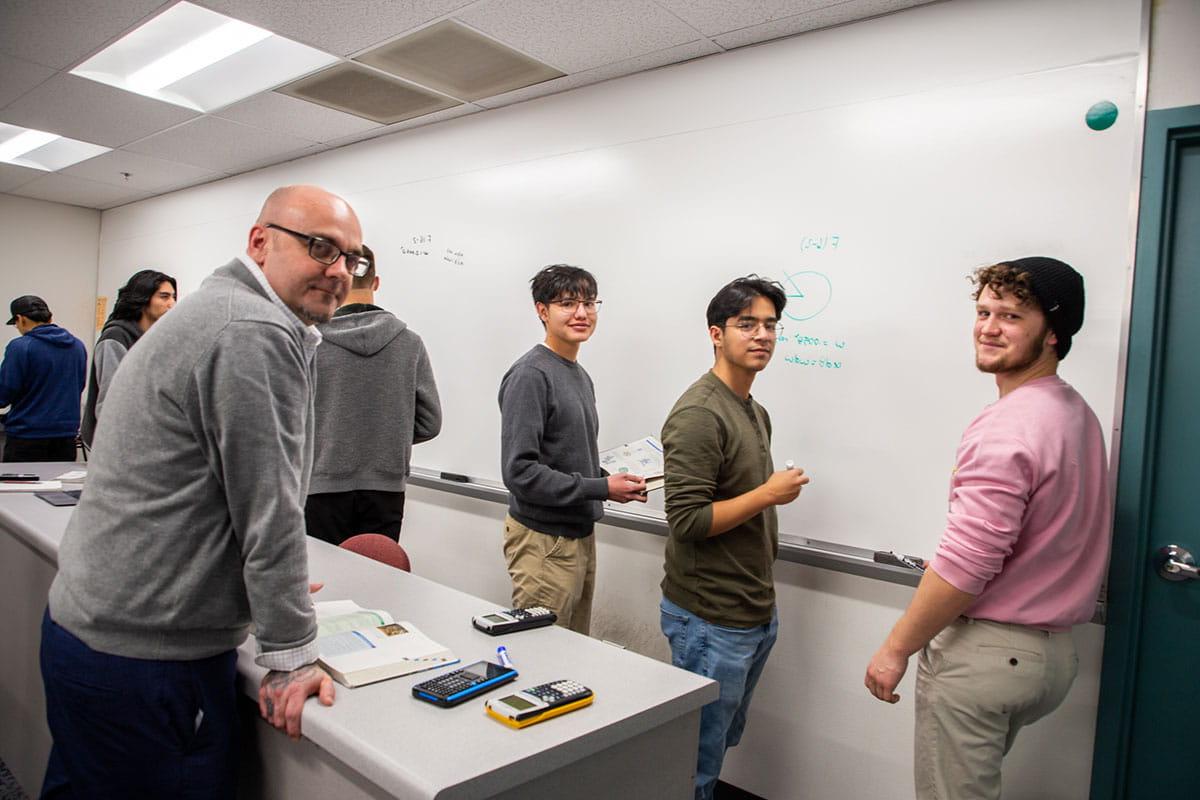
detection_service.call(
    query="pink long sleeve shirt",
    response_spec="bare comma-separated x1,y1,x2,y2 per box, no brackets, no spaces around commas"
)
930,376,1111,631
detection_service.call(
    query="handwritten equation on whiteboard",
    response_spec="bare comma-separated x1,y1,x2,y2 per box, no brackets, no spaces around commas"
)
396,234,467,267
782,332,846,370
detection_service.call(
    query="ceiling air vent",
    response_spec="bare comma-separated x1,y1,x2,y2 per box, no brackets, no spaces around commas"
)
355,20,564,102
276,62,460,124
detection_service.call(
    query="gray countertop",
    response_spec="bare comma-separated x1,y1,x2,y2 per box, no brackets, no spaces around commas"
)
1,462,717,800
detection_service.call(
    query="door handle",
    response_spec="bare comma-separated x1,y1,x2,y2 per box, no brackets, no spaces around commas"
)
1154,545,1200,582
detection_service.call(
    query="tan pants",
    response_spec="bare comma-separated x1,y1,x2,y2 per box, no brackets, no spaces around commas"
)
502,515,596,635
915,618,1078,800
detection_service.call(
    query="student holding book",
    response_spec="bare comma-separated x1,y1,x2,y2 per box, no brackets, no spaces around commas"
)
498,264,647,635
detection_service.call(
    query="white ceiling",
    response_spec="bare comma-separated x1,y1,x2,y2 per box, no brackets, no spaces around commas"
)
0,0,933,210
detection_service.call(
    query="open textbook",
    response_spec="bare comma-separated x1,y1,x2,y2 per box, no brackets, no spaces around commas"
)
315,600,458,688
599,435,665,491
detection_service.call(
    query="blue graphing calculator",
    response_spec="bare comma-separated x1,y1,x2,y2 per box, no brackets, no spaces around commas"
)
412,660,519,707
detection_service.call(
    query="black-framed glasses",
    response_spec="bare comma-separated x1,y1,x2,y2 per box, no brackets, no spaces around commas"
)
549,298,603,314
266,223,371,278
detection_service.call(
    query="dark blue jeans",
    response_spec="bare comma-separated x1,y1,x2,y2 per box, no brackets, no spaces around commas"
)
39,610,238,799
660,597,778,800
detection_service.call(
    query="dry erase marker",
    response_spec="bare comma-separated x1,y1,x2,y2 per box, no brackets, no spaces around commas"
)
496,646,514,668
785,460,795,470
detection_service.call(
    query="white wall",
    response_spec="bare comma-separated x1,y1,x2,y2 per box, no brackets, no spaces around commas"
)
0,194,99,353
1148,0,1200,110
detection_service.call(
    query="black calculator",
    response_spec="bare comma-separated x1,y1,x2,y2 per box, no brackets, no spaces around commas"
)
411,660,518,707
472,606,557,635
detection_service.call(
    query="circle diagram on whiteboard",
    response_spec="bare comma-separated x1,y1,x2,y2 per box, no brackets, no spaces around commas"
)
781,271,832,321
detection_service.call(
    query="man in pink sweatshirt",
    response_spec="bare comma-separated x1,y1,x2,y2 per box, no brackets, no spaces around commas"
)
864,257,1111,799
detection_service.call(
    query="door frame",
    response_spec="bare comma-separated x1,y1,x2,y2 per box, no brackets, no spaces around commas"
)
1090,103,1200,799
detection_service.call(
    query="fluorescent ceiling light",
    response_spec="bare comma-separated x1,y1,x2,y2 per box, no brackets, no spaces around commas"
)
0,123,110,171
128,20,272,93
71,2,338,112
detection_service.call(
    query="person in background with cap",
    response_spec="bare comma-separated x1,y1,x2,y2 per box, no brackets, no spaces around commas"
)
863,257,1111,799
0,295,86,462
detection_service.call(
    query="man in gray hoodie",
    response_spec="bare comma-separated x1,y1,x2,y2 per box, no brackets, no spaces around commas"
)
306,244,442,544
42,185,369,798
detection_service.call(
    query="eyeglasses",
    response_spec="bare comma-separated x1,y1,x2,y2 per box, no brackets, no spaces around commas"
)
549,298,603,314
266,223,371,278
725,319,783,337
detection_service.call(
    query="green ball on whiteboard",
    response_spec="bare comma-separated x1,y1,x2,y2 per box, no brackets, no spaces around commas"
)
1085,101,1118,131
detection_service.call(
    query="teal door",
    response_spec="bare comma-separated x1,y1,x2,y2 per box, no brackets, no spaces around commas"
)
1091,104,1200,799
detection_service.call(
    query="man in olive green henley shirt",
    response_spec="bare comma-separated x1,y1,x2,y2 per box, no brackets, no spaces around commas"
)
660,275,810,800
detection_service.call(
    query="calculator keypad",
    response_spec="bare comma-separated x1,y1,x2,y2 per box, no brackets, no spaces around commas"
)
526,680,589,704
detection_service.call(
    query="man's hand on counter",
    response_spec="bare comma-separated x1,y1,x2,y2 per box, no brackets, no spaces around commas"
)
259,664,336,740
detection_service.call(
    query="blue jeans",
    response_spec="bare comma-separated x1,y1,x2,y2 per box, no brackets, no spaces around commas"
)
39,610,239,799
660,597,778,800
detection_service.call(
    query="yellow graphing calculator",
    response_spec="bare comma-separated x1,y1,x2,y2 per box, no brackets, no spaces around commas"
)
484,680,593,729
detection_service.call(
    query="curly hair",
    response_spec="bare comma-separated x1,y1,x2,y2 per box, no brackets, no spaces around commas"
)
970,263,1039,307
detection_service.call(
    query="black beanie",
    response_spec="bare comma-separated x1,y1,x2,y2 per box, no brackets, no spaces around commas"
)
1003,257,1085,359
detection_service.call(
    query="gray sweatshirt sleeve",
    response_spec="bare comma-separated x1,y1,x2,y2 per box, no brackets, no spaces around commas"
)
412,340,442,444
500,364,608,506
92,338,128,421
194,322,317,668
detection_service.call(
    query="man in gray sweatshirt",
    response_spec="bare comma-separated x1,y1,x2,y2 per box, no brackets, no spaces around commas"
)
42,185,370,798
306,244,442,544
499,264,647,635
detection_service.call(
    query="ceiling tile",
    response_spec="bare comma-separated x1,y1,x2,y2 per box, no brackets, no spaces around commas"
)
194,0,474,57
124,115,319,172
711,0,931,50
654,0,832,37
0,162,46,192
475,39,721,110
233,142,326,174
323,104,482,149
0,53,57,108
59,149,221,192
458,0,705,73
215,91,382,143
0,73,199,148
0,0,169,70
8,172,151,209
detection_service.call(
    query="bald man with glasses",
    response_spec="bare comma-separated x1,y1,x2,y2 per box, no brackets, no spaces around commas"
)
42,185,366,798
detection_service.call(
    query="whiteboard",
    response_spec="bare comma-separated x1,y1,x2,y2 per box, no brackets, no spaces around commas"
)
97,0,1141,558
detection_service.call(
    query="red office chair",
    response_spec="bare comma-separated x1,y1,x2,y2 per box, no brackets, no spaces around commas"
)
339,533,411,572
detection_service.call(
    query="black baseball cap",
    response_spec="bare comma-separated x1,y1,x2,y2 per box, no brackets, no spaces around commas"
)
7,295,51,325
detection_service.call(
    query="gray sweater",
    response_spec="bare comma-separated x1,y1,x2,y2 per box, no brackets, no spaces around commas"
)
309,304,441,494
49,258,319,668
499,345,608,538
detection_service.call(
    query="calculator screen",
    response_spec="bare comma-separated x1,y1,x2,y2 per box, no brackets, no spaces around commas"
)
500,695,535,711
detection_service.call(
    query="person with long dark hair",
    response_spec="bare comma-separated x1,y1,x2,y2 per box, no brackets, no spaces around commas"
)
80,269,176,447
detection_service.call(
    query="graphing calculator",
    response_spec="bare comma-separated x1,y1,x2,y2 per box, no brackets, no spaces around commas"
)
411,660,518,707
484,680,594,728
472,606,557,635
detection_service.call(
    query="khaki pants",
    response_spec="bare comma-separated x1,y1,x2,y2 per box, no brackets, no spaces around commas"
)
502,515,596,635
915,618,1078,800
